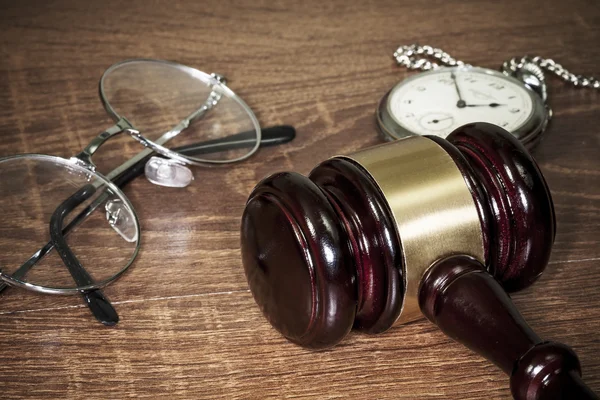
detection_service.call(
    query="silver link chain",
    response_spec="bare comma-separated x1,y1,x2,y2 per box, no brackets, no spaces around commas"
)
394,44,599,90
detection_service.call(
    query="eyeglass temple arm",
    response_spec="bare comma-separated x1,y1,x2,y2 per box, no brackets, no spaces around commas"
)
49,184,120,326
0,125,296,293
114,124,295,187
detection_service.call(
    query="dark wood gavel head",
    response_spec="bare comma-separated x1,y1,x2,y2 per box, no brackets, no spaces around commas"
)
241,123,597,399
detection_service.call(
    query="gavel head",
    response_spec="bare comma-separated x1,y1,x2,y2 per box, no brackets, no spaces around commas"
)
241,123,555,349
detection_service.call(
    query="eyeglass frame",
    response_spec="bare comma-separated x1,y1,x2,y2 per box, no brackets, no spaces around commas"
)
0,58,264,296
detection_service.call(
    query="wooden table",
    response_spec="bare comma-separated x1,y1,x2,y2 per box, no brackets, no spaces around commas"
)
0,0,598,398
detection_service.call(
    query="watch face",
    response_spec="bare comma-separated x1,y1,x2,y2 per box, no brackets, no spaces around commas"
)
378,66,548,143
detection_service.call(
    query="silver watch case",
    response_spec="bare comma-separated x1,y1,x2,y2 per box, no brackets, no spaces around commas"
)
376,66,551,149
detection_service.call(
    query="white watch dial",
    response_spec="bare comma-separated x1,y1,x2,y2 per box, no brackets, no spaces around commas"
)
387,67,534,138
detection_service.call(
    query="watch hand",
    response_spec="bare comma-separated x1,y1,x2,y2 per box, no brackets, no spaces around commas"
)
428,116,453,124
465,103,506,108
450,72,467,108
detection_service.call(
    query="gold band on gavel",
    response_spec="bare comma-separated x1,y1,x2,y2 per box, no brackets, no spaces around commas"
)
344,136,485,325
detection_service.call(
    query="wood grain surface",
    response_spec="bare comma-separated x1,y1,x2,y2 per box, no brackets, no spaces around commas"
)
0,0,599,398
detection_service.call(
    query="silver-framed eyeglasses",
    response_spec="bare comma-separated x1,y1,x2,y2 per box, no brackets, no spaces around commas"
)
0,59,294,324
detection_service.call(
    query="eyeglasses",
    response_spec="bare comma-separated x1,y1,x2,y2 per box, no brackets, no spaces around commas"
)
0,59,294,325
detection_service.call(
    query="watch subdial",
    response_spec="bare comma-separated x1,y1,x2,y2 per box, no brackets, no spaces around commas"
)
418,113,455,132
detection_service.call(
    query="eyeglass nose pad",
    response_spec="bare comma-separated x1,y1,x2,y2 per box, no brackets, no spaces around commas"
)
105,198,138,243
144,156,194,188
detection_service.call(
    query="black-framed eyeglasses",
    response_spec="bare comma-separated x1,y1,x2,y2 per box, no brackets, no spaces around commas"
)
0,59,295,325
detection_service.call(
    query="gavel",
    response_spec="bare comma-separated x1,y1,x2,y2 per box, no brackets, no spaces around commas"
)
240,123,598,399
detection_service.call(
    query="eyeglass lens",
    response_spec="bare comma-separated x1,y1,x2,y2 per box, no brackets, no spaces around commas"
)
101,60,260,164
0,155,139,291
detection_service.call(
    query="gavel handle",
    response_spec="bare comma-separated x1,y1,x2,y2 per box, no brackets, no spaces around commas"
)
418,256,598,400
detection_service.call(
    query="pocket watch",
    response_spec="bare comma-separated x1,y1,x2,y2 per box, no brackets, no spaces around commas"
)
377,44,599,148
